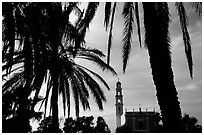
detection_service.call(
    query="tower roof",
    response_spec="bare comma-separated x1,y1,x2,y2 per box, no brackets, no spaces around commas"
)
117,78,121,85
116,81,121,85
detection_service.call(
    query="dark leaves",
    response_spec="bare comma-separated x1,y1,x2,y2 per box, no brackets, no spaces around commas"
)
192,2,202,16
122,2,134,72
104,2,112,31
107,2,117,65
134,2,142,48
176,2,193,79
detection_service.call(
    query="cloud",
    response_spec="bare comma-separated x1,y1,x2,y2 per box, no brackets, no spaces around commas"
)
177,81,201,91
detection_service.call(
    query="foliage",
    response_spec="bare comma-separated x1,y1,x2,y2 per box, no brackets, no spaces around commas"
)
151,113,202,133
182,114,202,133
63,116,94,133
2,2,116,132
63,116,110,133
3,117,32,133
2,86,43,133
35,116,62,133
94,116,111,133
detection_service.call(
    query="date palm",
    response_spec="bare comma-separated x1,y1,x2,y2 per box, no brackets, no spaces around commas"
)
2,2,116,132
104,2,201,132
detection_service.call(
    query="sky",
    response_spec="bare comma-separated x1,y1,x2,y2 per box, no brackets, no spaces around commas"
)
13,2,201,132
67,2,202,132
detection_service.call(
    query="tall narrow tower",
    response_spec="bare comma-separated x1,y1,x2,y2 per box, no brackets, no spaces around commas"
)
115,80,123,128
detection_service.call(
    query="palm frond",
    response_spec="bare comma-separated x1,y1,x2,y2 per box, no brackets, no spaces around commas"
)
134,2,142,47
79,47,106,57
175,2,193,79
31,71,47,110
64,77,70,118
77,64,111,90
78,2,99,30
73,71,90,110
69,76,80,118
64,66,90,112
107,2,117,65
104,2,112,31
74,2,99,56
38,75,52,119
2,72,25,94
78,68,106,110
2,2,15,74
122,2,134,73
59,75,67,117
192,2,202,16
76,53,117,75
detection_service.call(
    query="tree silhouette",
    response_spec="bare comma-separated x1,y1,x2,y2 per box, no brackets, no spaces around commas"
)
35,116,62,133
63,116,110,133
2,86,43,132
103,2,201,132
94,116,111,133
2,2,116,132
63,116,95,133
182,114,202,133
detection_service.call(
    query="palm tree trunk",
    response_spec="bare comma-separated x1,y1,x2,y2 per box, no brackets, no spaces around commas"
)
50,65,60,132
142,3,185,132
49,38,60,132
48,3,61,132
49,34,60,132
17,84,31,132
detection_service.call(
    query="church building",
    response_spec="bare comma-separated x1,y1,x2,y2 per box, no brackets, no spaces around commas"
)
115,80,160,133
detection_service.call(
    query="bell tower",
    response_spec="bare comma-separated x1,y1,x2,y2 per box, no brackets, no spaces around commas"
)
115,80,123,128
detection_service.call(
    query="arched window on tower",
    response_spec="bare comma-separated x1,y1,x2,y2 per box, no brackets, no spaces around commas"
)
117,91,120,95
118,98,121,103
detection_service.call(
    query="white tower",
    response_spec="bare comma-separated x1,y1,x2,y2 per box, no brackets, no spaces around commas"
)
115,80,123,128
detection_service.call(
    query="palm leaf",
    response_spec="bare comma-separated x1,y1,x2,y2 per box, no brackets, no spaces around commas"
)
73,70,90,110
79,47,106,57
107,2,117,65
74,2,99,56
2,2,15,74
59,75,67,117
76,53,116,75
134,2,142,47
69,76,80,118
104,2,112,31
77,64,111,90
192,2,202,16
78,68,106,110
2,72,25,94
122,2,134,72
175,2,193,79
64,77,70,118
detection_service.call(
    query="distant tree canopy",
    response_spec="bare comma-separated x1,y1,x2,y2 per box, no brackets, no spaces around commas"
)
182,114,202,133
34,116,111,133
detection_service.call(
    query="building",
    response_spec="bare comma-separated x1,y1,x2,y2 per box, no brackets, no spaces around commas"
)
115,80,160,132
125,108,160,133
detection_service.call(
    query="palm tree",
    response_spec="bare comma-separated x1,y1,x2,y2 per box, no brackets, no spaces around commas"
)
103,2,201,132
2,2,116,132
